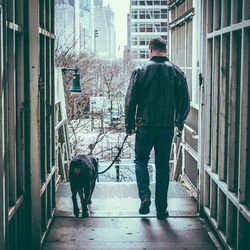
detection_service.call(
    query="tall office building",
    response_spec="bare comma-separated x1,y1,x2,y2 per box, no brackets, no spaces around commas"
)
55,0,115,56
94,0,103,8
79,0,95,51
55,0,95,53
55,0,75,51
128,0,168,64
104,5,116,58
74,0,81,53
94,1,116,58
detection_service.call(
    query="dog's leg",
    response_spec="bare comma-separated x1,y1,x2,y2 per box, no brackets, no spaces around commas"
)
72,190,79,217
79,190,88,217
82,182,92,216
88,174,98,204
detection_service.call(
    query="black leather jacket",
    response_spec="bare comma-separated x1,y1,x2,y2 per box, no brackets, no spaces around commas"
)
125,56,190,131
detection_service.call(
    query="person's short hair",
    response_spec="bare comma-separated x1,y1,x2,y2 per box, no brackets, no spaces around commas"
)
149,38,167,52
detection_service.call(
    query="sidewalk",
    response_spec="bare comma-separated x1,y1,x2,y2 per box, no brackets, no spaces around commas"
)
43,183,221,250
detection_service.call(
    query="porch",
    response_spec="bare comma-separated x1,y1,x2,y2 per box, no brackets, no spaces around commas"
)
42,182,221,250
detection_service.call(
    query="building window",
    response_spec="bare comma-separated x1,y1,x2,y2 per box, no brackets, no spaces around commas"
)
161,9,168,19
140,24,146,32
161,22,168,32
132,0,138,5
139,10,146,19
139,50,149,59
139,37,146,45
161,1,168,5
132,10,138,19
139,50,147,58
146,10,152,19
154,1,160,5
154,23,161,32
146,1,153,5
141,37,151,46
139,1,146,5
154,10,161,19
132,37,138,45
132,24,138,32
146,23,153,32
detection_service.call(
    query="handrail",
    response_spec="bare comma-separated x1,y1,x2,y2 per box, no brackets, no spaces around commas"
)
184,124,197,136
55,117,67,132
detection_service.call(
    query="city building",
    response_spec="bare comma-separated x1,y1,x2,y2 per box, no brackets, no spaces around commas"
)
55,0,75,51
104,5,116,58
94,0,103,8
55,0,95,53
79,0,95,51
128,0,169,64
74,0,81,52
94,0,116,58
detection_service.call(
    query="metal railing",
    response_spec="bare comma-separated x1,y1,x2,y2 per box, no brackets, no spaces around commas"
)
97,162,156,183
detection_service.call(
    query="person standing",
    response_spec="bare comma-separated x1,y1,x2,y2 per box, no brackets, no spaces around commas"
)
125,38,190,220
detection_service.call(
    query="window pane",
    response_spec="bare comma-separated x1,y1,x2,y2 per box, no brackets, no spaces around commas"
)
146,1,153,5
140,24,146,32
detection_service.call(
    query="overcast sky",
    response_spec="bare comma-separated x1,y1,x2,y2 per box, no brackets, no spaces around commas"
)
103,0,130,58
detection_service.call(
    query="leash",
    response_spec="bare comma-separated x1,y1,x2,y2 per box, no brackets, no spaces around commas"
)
98,134,129,175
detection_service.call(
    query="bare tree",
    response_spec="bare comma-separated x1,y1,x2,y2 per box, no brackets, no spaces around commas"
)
55,43,136,182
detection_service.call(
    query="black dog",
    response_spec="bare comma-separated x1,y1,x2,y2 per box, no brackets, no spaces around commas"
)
69,154,98,217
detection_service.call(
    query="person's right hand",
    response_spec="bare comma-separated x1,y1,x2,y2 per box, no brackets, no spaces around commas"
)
176,127,183,135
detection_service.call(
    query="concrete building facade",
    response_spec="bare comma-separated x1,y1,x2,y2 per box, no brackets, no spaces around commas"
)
79,0,95,51
128,0,168,64
55,0,75,51
94,1,116,58
55,0,95,53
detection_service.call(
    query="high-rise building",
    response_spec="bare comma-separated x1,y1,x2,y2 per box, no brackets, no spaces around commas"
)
74,0,81,53
55,0,95,54
79,0,95,51
104,5,116,58
128,0,168,64
94,1,116,58
55,0,75,51
68,0,74,6
94,0,103,8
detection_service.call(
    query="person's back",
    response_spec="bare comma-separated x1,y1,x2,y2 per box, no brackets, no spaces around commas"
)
136,56,188,129
125,38,190,220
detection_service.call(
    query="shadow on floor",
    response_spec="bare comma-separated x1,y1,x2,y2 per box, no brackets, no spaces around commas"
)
55,182,197,217
42,182,220,250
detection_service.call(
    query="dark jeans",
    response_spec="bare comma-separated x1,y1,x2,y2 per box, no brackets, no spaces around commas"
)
135,126,174,213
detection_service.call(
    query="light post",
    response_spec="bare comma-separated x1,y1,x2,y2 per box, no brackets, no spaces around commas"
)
61,67,82,97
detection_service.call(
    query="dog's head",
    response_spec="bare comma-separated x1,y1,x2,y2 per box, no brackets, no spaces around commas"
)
69,157,85,176
69,154,98,177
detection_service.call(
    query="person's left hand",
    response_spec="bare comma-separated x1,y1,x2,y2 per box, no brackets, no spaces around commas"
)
173,128,182,143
